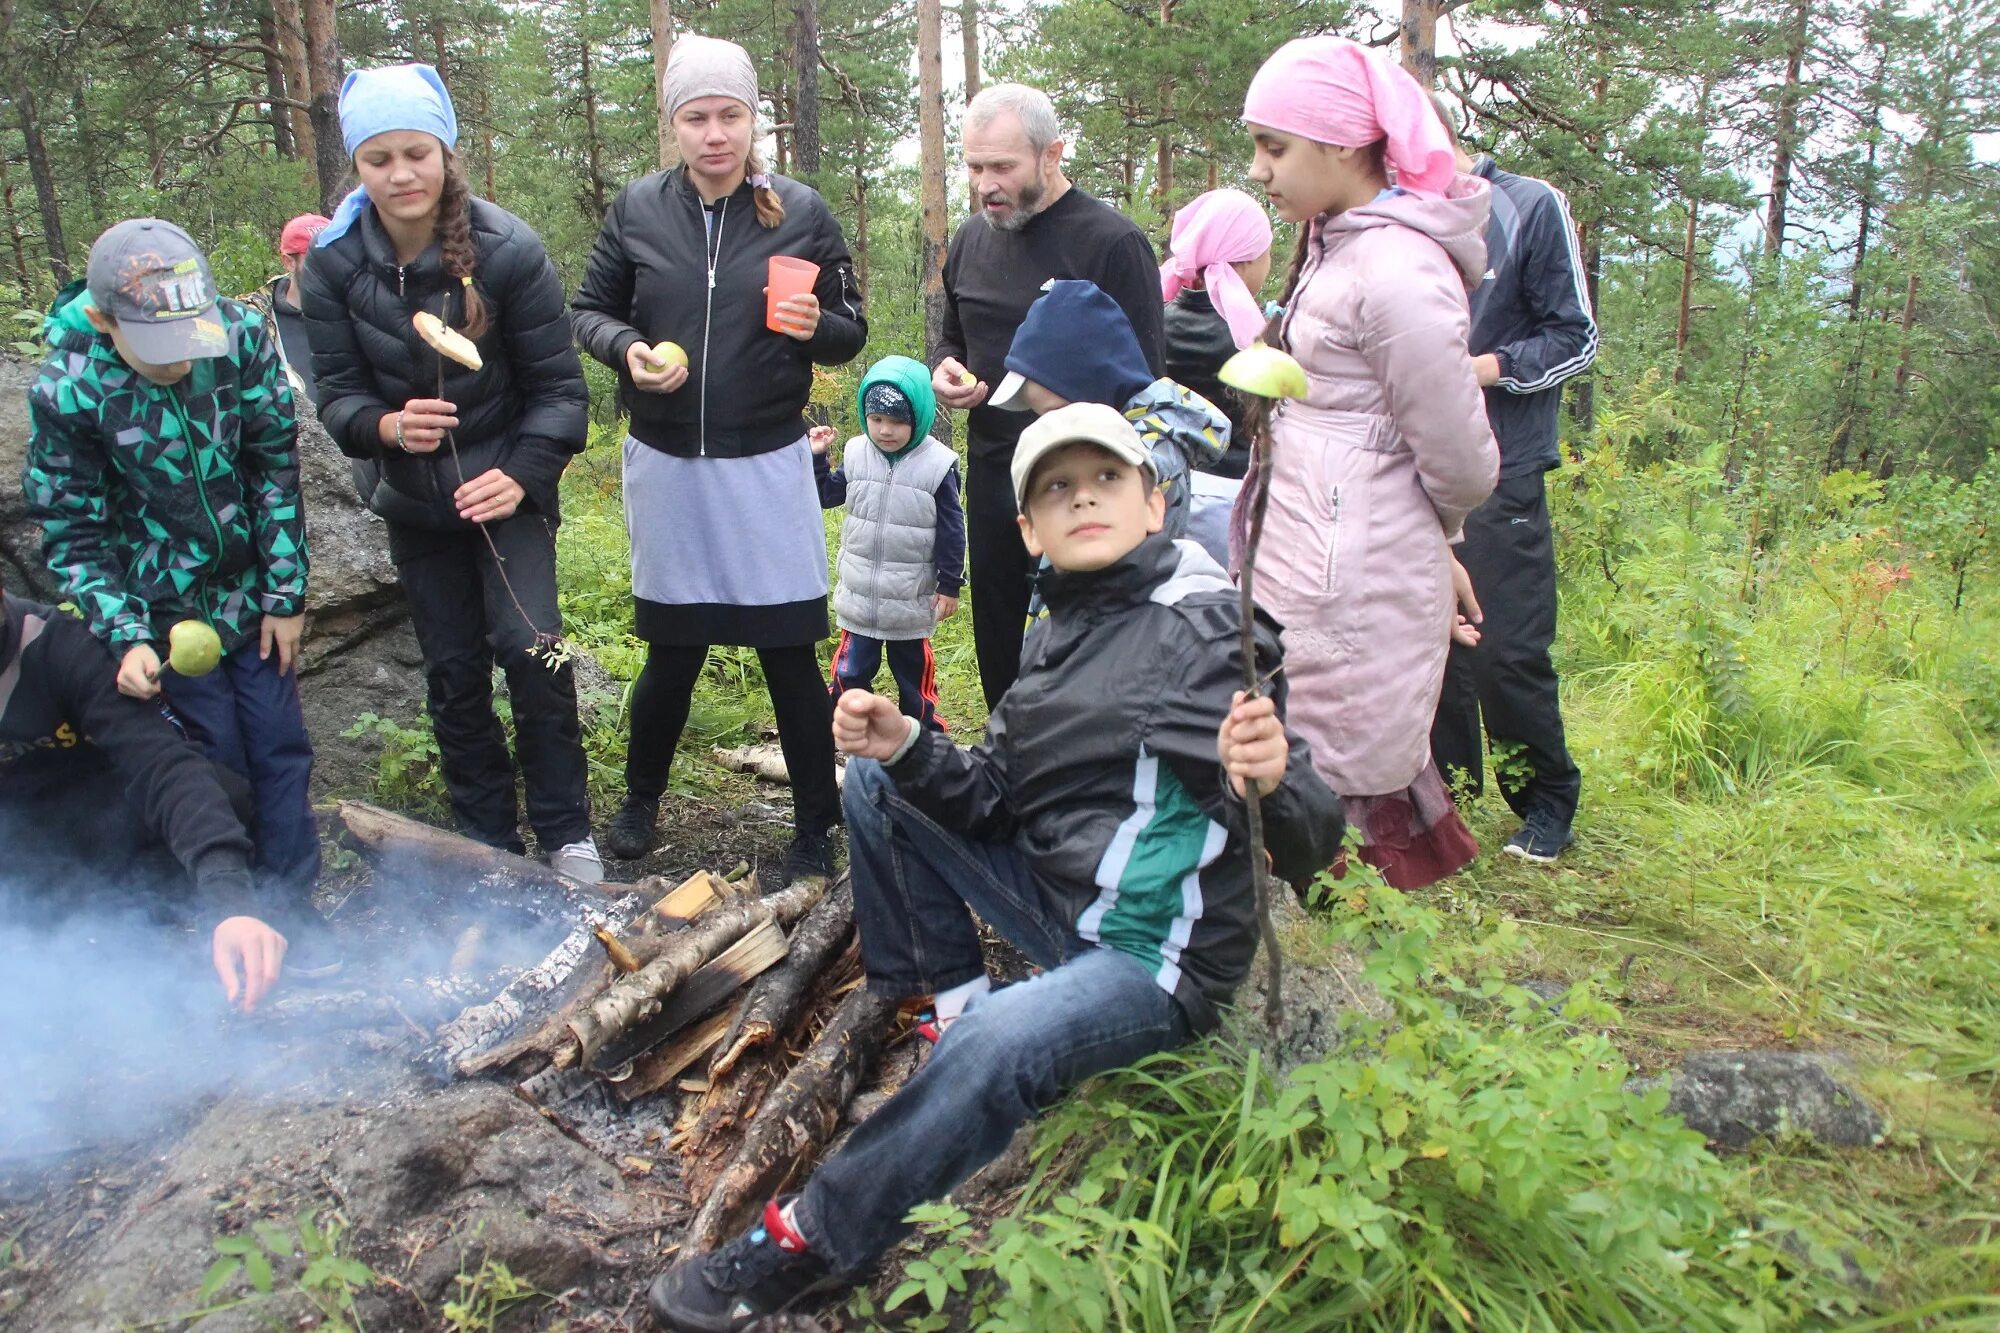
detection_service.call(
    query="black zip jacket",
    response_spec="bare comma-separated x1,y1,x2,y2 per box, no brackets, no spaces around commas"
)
1468,157,1599,477
0,593,256,920
1163,289,1251,478
884,535,1342,1030
571,170,866,459
299,198,588,531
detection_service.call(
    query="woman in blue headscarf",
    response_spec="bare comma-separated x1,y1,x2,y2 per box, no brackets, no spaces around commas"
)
298,64,603,882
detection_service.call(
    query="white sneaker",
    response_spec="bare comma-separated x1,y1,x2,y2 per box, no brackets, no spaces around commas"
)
552,837,605,884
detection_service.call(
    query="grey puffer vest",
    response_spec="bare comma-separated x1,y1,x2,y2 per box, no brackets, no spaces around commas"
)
832,435,955,639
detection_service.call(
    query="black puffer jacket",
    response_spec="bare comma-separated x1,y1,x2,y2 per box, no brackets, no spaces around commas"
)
883,535,1342,1031
299,198,588,531
1163,290,1252,478
571,169,865,459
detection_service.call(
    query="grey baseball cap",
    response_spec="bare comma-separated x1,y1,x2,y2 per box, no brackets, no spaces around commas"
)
85,219,228,364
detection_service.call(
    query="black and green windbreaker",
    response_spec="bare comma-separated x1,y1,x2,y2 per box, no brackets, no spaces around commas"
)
21,281,309,654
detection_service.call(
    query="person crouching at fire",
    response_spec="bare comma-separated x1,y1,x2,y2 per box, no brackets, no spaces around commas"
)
0,566,291,1012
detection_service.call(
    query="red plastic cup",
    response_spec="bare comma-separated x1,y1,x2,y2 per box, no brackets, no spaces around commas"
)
766,256,821,333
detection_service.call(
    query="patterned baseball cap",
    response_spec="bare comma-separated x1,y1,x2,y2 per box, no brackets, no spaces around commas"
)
85,219,228,364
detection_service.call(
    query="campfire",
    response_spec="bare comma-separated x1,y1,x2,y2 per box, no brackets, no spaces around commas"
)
338,800,911,1251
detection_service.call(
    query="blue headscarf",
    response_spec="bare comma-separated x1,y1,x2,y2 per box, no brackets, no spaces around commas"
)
316,63,459,247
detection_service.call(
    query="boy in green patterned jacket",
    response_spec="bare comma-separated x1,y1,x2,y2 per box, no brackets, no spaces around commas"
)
23,219,319,898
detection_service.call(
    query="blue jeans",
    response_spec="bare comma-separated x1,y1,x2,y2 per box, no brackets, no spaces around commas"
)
796,759,1190,1274
161,637,319,894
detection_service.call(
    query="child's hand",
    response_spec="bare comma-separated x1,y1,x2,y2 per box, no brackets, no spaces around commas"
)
1450,555,1482,639
118,643,162,700
212,915,287,1013
1218,691,1288,798
1450,614,1482,648
808,425,836,455
833,690,915,760
260,613,306,675
932,593,960,621
388,398,458,452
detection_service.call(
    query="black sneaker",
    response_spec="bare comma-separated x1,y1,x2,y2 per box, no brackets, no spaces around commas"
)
647,1198,835,1331
780,828,835,887
1503,810,1575,864
603,796,661,861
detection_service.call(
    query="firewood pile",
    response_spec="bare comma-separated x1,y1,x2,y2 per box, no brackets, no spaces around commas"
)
334,802,916,1249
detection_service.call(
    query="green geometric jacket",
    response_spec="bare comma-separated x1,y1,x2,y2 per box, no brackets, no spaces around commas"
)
22,281,309,654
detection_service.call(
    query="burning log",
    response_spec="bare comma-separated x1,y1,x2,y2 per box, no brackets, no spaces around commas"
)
336,800,630,895
686,988,898,1249
562,880,825,1070
712,882,855,1078
611,1011,734,1104
455,959,615,1078
590,920,789,1073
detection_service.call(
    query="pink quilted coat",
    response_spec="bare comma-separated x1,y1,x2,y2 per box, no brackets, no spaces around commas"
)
1234,178,1499,799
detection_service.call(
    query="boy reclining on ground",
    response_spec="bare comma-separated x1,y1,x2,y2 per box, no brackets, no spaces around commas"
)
647,402,1343,1331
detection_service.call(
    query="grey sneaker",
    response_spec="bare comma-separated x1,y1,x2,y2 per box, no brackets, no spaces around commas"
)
1503,811,1575,864
551,836,606,884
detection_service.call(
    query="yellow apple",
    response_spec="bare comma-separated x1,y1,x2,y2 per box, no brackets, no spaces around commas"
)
167,619,223,677
1219,343,1309,400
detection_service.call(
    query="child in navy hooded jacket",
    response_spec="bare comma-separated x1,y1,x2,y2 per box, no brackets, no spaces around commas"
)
989,279,1230,539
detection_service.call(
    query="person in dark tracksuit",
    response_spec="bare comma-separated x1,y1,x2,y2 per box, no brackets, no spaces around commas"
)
1427,115,1598,863
0,576,292,1012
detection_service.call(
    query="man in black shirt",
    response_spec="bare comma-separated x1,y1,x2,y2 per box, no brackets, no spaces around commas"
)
0,571,292,1011
930,83,1165,710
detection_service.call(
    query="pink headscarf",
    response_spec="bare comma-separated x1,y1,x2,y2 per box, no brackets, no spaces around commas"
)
1160,190,1274,350
1242,36,1456,198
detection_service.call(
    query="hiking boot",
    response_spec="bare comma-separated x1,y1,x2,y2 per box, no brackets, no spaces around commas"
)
1503,810,1575,864
780,827,835,888
647,1198,836,1331
602,797,661,861
551,836,605,884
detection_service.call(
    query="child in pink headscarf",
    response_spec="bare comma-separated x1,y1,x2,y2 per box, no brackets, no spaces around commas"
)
1235,35,1499,891
1161,188,1274,479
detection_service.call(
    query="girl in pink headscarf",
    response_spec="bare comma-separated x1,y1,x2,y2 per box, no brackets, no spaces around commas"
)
1234,36,1499,891
1161,189,1273,478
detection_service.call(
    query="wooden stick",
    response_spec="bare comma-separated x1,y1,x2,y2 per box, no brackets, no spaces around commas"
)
591,920,789,1072
712,882,855,1077
685,989,898,1249
595,927,643,973
336,800,634,896
563,880,824,1069
1238,422,1285,1033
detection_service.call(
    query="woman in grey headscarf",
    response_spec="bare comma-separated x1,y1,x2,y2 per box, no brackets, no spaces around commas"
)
572,34,867,881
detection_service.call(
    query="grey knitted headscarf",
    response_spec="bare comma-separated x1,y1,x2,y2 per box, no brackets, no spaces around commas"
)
663,35,759,121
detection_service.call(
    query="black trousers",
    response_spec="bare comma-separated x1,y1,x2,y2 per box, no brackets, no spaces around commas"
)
625,642,840,835
1430,469,1582,824
394,515,592,853
966,454,1035,712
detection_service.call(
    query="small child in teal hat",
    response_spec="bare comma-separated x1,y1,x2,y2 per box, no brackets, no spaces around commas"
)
810,355,964,730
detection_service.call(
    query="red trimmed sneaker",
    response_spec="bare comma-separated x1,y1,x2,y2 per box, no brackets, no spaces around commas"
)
647,1198,835,1331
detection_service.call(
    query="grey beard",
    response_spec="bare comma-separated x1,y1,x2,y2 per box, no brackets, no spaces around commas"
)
985,174,1049,233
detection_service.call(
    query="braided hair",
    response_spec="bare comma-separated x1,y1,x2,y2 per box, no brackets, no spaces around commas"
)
746,146,785,228
434,149,490,339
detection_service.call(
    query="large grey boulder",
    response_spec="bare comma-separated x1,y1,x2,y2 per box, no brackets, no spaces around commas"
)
0,356,51,600
1642,1051,1886,1151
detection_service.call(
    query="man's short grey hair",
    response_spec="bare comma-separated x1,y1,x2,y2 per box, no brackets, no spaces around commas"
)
967,83,1062,155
